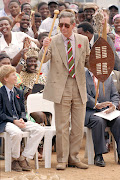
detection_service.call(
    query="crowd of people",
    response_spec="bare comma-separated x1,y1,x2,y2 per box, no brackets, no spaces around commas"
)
0,0,120,172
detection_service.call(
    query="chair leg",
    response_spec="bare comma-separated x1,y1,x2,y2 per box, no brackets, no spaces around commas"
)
44,130,53,168
0,137,4,155
86,128,94,165
5,133,11,172
112,135,118,162
34,151,39,169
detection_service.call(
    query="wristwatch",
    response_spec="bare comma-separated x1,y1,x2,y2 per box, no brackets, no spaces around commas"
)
19,58,25,66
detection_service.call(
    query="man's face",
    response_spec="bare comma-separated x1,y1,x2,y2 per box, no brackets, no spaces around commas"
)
26,57,37,73
38,4,49,19
20,14,30,29
109,7,118,19
59,17,75,38
49,3,58,18
84,8,95,21
22,4,31,16
8,2,20,17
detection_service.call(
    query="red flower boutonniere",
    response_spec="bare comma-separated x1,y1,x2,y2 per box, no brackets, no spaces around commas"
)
40,72,43,75
78,44,82,48
16,94,20,99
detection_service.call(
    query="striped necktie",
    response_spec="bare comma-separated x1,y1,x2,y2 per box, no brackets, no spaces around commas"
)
67,39,75,78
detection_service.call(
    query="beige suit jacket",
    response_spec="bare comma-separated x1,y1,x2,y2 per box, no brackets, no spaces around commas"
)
112,70,120,95
39,33,90,104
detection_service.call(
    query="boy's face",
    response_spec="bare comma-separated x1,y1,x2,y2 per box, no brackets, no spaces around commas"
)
39,35,47,48
35,17,41,30
0,58,11,67
5,72,17,85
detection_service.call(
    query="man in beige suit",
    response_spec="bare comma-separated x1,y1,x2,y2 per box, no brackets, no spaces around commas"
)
39,11,90,170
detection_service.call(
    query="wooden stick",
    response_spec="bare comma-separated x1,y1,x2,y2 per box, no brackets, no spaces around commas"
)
102,18,107,96
102,83,105,96
95,80,100,106
35,10,59,84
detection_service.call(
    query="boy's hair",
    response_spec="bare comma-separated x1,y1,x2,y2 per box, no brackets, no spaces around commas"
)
0,65,16,85
38,32,49,41
0,53,11,62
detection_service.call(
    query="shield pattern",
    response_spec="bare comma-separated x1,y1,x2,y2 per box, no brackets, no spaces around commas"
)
89,37,115,83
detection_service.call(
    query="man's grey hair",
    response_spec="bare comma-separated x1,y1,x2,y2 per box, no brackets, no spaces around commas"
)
58,11,75,24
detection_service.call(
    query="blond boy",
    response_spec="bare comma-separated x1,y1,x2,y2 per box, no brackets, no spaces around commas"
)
0,65,45,171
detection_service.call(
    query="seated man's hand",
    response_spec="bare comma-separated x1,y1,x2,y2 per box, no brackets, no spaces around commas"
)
13,119,26,129
95,101,112,109
104,103,116,114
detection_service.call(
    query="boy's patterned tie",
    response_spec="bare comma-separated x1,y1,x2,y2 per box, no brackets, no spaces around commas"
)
67,39,75,78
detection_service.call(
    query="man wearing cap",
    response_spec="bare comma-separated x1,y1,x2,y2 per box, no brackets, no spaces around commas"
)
39,0,59,36
108,5,119,27
39,11,90,170
83,3,97,25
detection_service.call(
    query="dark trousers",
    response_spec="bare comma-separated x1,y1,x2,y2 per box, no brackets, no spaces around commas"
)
86,115,120,155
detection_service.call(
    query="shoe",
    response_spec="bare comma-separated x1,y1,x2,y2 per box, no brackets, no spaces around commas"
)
56,163,67,170
94,155,105,167
18,159,31,171
118,154,120,164
68,162,88,169
12,160,22,172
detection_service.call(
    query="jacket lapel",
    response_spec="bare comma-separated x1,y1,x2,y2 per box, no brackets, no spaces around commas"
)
56,34,68,69
2,86,13,116
75,33,80,68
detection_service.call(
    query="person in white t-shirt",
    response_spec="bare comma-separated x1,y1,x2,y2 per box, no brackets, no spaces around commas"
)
38,0,59,36
0,16,39,66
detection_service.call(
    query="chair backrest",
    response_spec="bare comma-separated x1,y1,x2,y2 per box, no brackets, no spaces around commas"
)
27,93,55,127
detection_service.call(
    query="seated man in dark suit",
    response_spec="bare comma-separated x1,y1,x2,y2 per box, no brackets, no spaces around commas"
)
85,69,120,167
77,21,120,71
0,65,45,172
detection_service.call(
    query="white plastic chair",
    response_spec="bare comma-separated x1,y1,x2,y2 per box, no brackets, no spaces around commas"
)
0,131,39,172
84,127,118,164
27,93,56,168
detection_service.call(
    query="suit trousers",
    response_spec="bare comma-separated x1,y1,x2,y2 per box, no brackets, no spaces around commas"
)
54,76,86,163
87,114,120,155
5,121,45,159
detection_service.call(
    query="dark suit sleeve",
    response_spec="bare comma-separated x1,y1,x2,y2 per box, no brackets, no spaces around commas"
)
107,36,120,71
86,94,96,109
0,93,14,123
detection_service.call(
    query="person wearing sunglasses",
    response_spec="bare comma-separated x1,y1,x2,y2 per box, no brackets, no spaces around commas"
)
39,10,90,170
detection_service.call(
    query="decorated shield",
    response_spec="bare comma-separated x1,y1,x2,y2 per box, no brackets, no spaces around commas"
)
89,37,114,82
